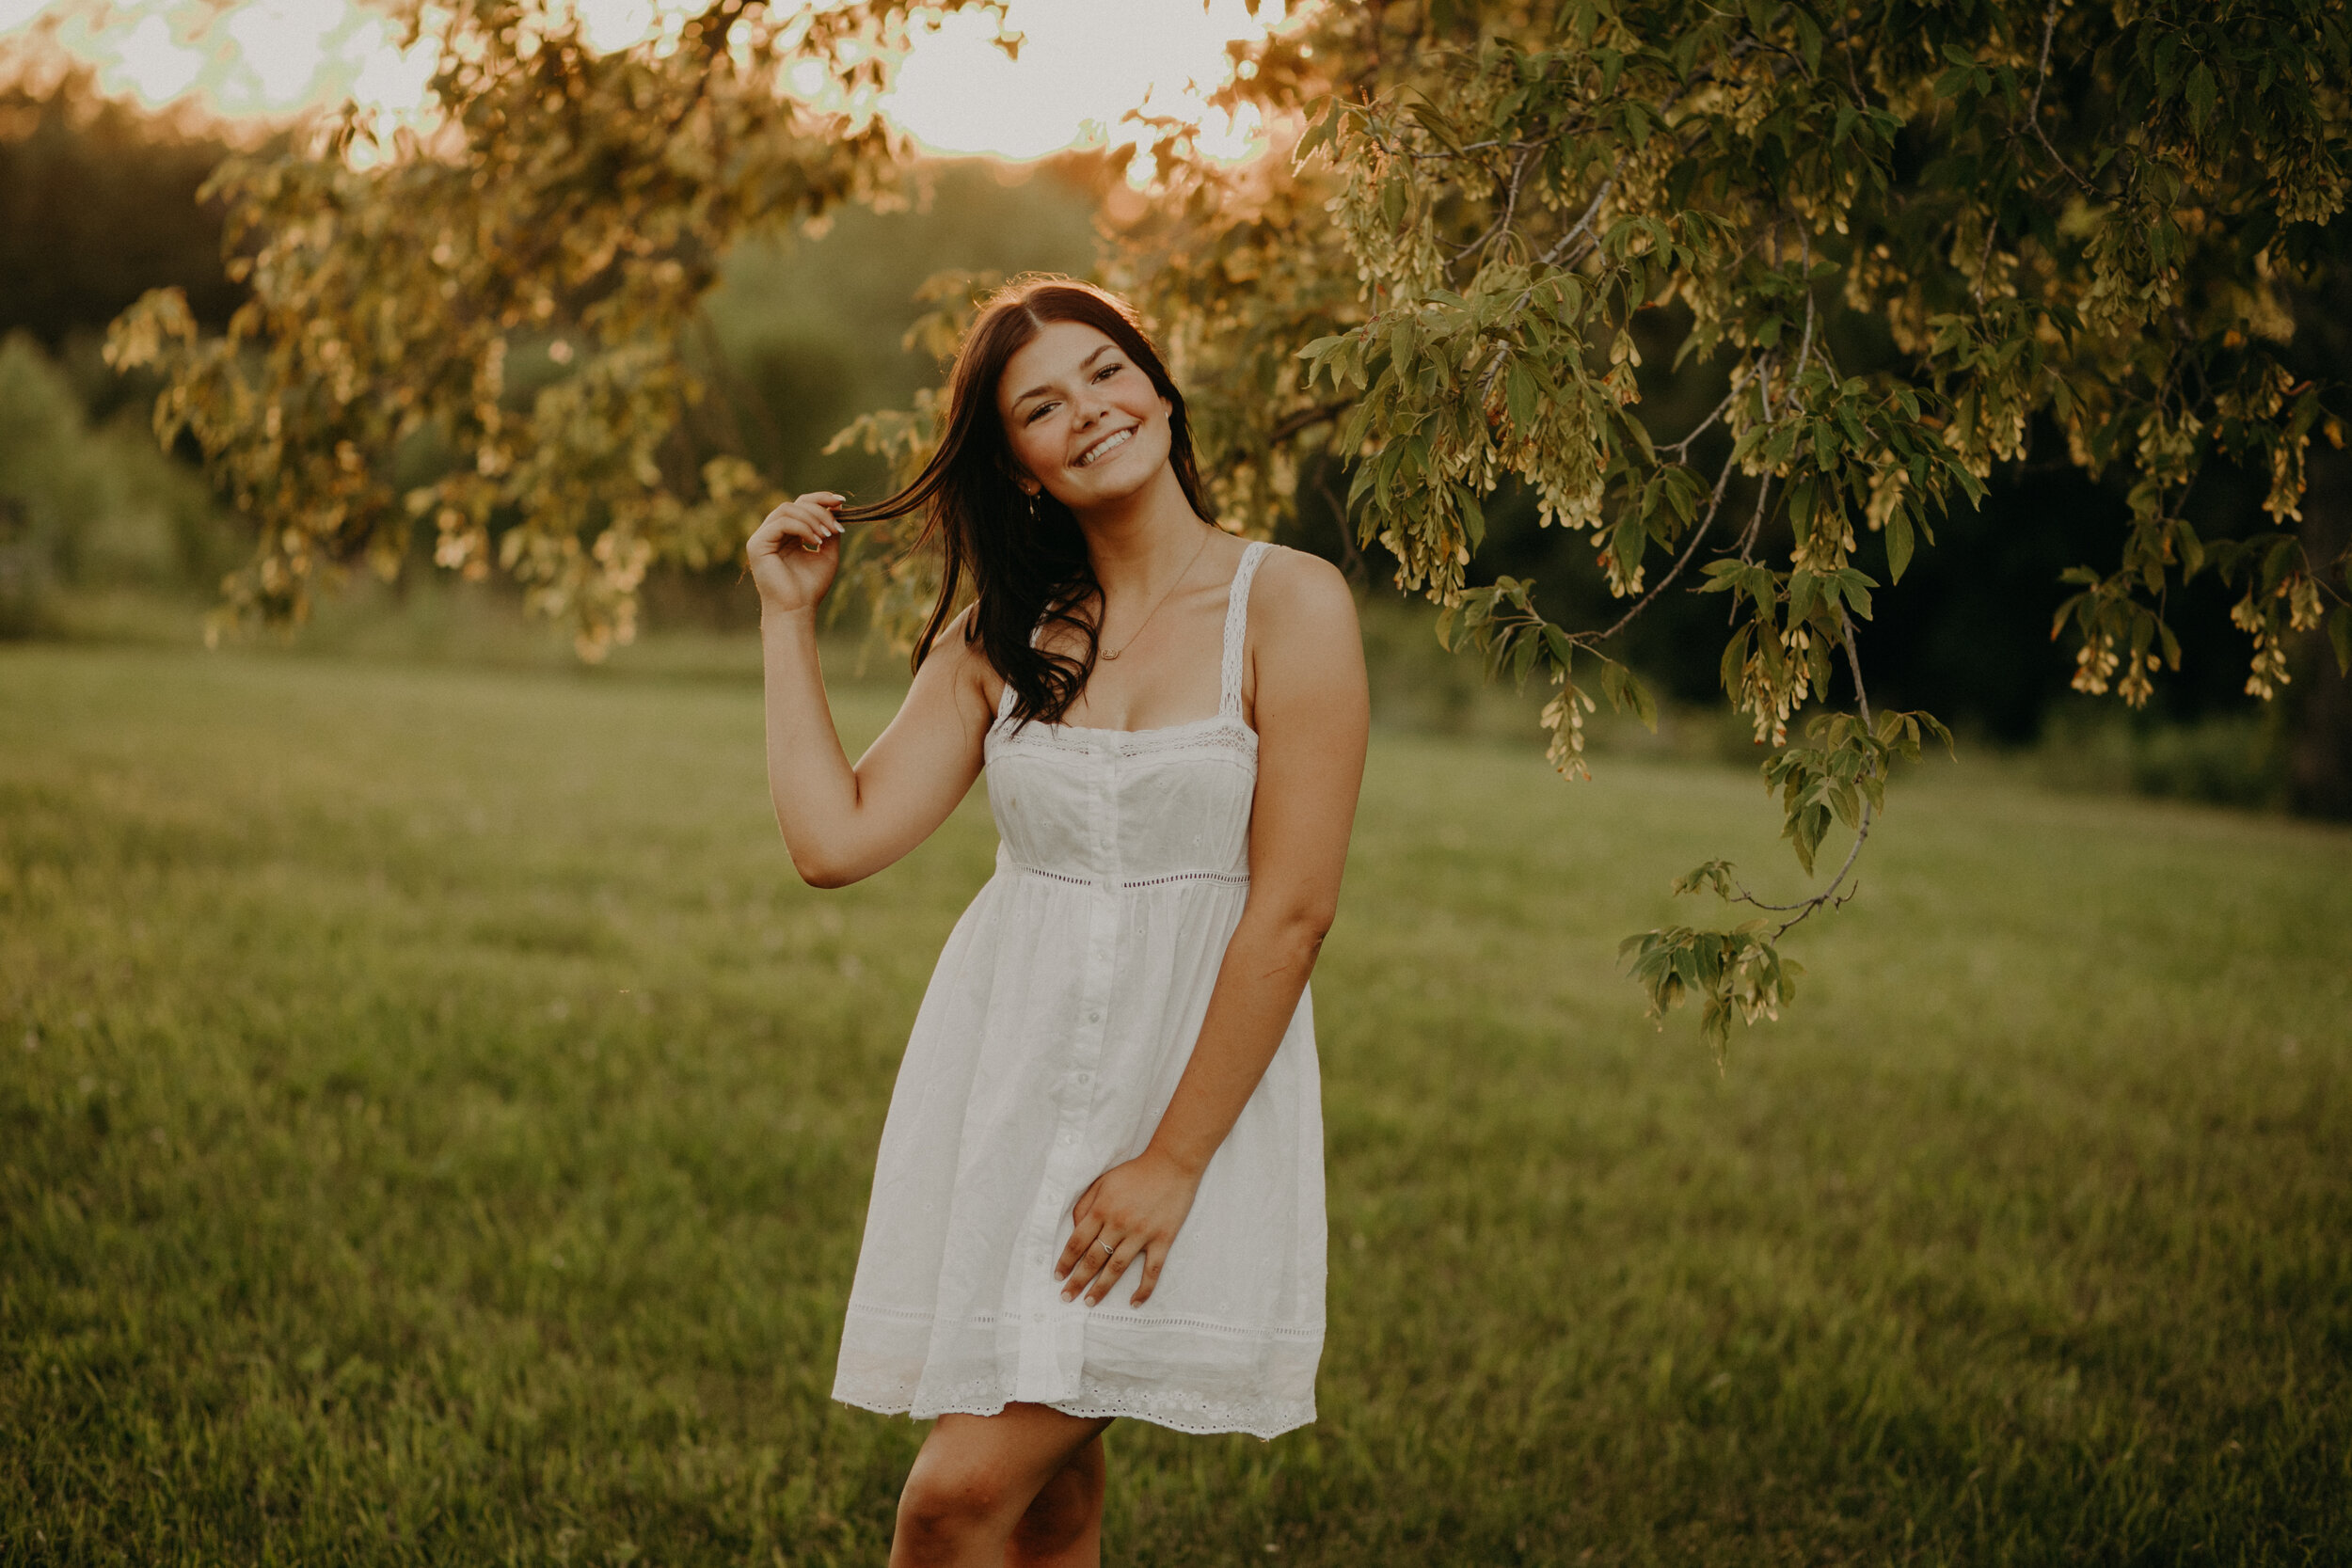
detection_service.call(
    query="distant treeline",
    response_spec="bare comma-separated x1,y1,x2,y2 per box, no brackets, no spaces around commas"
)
4,68,2344,802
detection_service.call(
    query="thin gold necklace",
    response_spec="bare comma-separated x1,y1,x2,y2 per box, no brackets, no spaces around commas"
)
1100,527,1214,661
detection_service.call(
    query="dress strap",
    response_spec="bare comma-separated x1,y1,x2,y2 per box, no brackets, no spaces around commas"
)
1219,541,1274,719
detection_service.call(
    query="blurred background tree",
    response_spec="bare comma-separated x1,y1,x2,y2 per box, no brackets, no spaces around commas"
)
0,65,246,634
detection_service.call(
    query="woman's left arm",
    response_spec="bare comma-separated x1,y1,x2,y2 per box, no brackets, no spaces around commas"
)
1057,549,1369,1306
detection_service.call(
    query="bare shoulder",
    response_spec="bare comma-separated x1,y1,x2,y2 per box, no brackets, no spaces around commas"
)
915,602,1001,712
1246,547,1366,733
1249,546,1359,645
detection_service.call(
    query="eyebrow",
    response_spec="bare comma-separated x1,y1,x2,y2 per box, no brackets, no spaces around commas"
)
1010,342,1116,408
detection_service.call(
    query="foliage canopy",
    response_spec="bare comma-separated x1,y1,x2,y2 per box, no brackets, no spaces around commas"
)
111,0,2352,1047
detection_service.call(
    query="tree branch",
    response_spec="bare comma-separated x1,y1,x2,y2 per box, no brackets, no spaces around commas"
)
1450,141,1541,276
1663,386,1740,457
2026,4,2099,198
1473,164,1625,403
1538,168,1619,270
1268,400,1354,444
1600,443,1740,640
1726,610,1879,933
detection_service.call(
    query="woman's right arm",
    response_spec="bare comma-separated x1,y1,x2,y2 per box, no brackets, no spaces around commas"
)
748,492,995,888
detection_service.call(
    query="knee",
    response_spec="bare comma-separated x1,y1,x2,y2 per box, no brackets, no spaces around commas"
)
1009,1457,1101,1560
898,1459,1017,1549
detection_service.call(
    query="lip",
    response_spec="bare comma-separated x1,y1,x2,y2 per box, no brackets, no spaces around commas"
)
1071,426,1137,469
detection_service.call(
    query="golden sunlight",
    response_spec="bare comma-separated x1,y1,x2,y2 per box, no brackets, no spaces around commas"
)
3,0,1292,174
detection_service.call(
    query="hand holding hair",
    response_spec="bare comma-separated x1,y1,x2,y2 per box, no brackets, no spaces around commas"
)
745,492,847,612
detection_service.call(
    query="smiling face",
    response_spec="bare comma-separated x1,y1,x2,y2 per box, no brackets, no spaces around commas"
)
996,319,1175,514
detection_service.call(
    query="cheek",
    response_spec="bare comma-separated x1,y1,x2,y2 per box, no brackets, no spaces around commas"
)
1005,416,1052,471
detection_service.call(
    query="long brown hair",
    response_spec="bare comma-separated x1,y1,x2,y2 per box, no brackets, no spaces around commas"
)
837,277,1217,726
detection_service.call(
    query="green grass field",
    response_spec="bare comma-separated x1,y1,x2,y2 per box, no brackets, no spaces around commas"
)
4,642,2349,1564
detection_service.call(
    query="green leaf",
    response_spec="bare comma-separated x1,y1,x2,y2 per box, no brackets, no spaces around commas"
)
1835,567,1876,620
1510,627,1541,688
1671,860,1737,900
1788,476,1817,545
1792,8,1823,74
2185,62,2217,133
1294,98,1342,163
1611,515,1647,578
1622,408,1656,463
1788,569,1820,625
1626,668,1659,731
1543,624,1576,673
1887,511,1915,583
1505,361,1538,435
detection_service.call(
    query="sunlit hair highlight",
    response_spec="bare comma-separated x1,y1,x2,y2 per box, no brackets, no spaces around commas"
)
836,277,1216,726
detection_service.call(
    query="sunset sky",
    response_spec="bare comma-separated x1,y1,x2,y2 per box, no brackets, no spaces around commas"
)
1,0,1291,166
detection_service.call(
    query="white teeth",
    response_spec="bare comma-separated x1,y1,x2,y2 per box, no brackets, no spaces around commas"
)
1074,428,1134,468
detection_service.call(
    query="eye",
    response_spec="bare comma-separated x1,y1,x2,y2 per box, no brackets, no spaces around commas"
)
1024,400,1057,424
1093,362,1122,382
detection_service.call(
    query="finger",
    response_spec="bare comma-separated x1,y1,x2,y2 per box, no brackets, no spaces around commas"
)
787,503,845,544
1085,1235,1147,1307
803,496,848,534
746,510,794,552
782,516,840,553
1054,1217,1105,1281
1127,1243,1167,1307
747,515,809,559
757,501,844,548
1061,1231,1119,1300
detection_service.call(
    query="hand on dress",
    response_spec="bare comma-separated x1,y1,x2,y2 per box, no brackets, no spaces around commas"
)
745,492,846,612
1057,1148,1203,1307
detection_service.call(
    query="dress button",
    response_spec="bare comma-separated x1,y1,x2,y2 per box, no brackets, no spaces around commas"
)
1059,1132,1074,1147
1075,1071,1091,1085
1087,1010,1102,1023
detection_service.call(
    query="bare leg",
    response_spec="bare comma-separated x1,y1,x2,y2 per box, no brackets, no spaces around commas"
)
1008,1428,1106,1568
890,1403,1113,1568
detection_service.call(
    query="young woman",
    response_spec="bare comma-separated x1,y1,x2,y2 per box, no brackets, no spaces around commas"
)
743,278,1367,1567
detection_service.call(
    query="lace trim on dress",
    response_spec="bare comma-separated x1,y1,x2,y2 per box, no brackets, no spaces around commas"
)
988,715,1259,762
833,1372,1315,1443
1010,865,1250,890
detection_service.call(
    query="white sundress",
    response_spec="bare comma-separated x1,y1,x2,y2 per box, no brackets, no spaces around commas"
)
831,540,1326,1440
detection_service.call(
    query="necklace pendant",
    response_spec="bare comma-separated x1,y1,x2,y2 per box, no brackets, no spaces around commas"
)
1102,648,1122,660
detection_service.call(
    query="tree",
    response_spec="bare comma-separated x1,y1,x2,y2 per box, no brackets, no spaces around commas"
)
110,0,2351,1049
0,63,242,354
108,0,945,654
